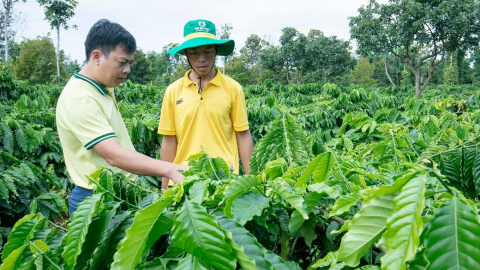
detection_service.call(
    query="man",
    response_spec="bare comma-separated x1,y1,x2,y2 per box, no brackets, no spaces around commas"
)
158,19,254,189
56,19,188,217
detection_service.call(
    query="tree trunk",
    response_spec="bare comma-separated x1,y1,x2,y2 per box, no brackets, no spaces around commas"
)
285,63,290,83
56,26,60,77
415,72,422,99
383,59,396,86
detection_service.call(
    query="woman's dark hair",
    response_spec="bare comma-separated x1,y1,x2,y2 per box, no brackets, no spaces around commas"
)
84,19,136,62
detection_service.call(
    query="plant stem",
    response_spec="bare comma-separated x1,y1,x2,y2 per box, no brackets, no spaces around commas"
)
430,169,455,196
330,151,352,193
206,156,221,181
391,127,399,165
421,134,480,161
89,178,139,209
289,237,299,257
45,218,67,232
318,207,345,226
281,109,294,167
29,241,64,270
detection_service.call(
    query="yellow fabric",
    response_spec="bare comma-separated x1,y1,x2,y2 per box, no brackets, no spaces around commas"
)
158,68,249,174
184,32,216,41
56,76,138,189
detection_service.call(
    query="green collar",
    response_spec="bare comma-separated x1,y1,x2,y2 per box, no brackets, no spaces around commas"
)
74,70,109,95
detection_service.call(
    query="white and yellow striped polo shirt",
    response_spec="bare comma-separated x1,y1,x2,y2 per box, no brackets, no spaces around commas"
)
56,71,138,189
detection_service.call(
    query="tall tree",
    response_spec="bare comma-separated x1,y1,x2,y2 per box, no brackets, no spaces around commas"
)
304,30,355,82
128,49,153,84
2,0,25,65
14,35,57,84
37,0,78,77
240,34,265,67
217,23,232,75
350,0,480,98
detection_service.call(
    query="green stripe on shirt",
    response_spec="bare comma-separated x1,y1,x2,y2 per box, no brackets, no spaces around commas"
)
85,132,116,150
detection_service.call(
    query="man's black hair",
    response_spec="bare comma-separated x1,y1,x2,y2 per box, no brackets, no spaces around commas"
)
84,19,136,62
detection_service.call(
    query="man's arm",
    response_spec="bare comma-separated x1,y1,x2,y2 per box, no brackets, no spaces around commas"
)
92,137,187,184
160,135,177,190
236,130,254,175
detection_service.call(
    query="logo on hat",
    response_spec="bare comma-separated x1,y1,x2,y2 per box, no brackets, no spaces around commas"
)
195,21,209,32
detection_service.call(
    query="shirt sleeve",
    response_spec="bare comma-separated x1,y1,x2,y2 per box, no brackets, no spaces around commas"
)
158,87,176,135
65,95,116,150
231,85,249,132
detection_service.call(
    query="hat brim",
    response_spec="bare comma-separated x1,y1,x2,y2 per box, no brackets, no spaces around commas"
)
168,38,235,56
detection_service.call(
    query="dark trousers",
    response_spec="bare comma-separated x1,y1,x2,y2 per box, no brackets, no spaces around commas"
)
68,185,93,218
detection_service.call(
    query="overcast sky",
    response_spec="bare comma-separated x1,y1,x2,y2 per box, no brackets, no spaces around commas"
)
13,0,386,63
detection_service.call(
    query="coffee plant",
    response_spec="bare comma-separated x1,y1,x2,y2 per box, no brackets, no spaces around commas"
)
0,71,480,269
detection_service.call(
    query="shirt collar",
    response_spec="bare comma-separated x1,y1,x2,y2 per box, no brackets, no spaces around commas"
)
183,68,222,88
73,70,109,95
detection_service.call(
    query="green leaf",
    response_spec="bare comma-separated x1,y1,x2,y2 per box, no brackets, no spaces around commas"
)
268,180,308,219
250,113,310,172
172,199,236,270
473,150,480,196
308,182,340,198
102,213,135,269
362,169,422,204
309,251,337,268
30,240,50,253
263,249,299,270
289,210,305,234
176,254,210,270
331,220,351,235
189,180,208,204
304,191,328,213
281,229,289,260
136,257,164,270
337,193,395,267
300,213,317,247
217,216,273,270
98,170,115,202
2,219,41,261
0,178,10,202
62,193,104,270
3,132,14,153
330,262,346,270
343,137,353,151
360,266,381,270
408,248,428,270
423,197,480,269
16,258,35,270
77,202,120,270
0,245,27,270
224,175,262,217
139,193,159,209
112,195,175,270
329,193,362,217
232,191,270,225
381,175,426,270
295,152,334,188
15,128,27,152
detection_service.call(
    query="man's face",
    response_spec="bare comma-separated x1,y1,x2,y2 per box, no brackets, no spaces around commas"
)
186,45,217,76
97,45,134,88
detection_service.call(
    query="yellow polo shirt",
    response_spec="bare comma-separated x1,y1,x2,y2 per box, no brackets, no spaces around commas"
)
56,71,138,189
158,68,249,174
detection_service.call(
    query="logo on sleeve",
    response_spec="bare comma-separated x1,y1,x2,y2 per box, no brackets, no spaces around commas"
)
176,98,184,105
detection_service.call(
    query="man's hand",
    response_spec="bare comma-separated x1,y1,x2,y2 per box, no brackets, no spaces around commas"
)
92,137,188,183
160,135,178,189
237,130,254,175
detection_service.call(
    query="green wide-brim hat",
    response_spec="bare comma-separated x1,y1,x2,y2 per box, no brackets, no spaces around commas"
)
168,19,235,56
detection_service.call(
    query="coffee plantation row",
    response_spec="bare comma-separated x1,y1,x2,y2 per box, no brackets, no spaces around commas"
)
0,71,479,269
